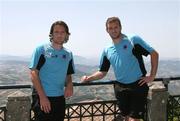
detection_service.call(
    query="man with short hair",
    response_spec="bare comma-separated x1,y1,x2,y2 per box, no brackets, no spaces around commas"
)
81,17,159,121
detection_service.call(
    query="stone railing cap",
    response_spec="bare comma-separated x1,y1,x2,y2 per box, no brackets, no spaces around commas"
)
7,90,30,101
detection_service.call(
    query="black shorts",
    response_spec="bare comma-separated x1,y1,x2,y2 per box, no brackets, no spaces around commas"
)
114,80,149,119
32,90,65,121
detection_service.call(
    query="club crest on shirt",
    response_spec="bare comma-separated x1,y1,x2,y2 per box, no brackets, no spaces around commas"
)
62,54,66,59
123,45,127,49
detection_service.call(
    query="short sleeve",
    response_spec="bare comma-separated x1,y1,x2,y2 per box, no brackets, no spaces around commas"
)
29,46,44,70
99,49,110,72
132,35,155,56
67,52,75,75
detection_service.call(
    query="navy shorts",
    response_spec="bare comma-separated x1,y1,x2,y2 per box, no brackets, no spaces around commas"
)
114,80,149,119
32,90,65,121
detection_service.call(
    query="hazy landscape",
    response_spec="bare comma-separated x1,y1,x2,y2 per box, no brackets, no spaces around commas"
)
0,55,180,106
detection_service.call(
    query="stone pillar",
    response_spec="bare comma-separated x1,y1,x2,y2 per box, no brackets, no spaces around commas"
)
147,82,169,121
6,90,31,121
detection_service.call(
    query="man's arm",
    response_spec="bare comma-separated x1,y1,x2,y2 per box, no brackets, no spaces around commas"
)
81,51,110,83
139,50,159,86
81,71,107,83
64,75,73,98
149,50,159,78
30,69,51,113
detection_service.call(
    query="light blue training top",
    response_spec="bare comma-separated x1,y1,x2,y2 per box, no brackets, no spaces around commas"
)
99,34,154,84
29,42,75,96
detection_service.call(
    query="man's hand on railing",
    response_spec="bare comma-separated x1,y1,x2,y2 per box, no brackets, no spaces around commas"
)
80,75,89,83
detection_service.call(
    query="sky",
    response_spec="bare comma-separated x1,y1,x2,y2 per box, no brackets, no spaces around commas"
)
0,0,180,60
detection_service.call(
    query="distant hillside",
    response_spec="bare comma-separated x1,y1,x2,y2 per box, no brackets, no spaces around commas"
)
0,55,99,66
145,59,180,78
0,60,30,85
74,55,99,66
0,55,180,84
0,55,115,84
0,55,30,62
